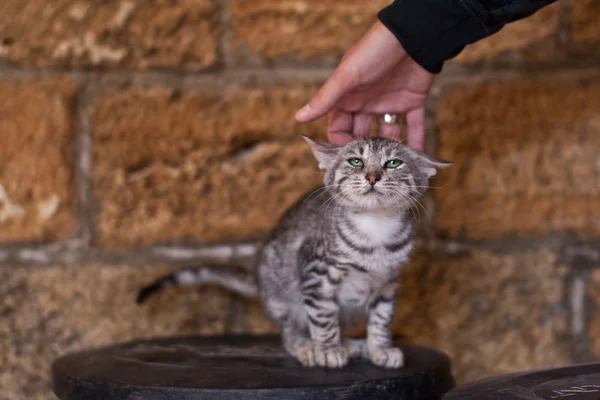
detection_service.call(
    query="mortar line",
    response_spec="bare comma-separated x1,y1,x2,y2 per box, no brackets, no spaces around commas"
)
567,269,597,363
74,83,94,246
571,275,586,337
218,0,234,69
428,235,600,257
1,62,600,89
0,241,261,268
556,0,572,49
2,234,600,269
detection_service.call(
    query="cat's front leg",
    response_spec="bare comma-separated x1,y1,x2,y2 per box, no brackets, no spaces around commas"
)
366,283,404,368
300,264,348,368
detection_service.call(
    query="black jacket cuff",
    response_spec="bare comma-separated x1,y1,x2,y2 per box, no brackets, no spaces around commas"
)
378,0,503,73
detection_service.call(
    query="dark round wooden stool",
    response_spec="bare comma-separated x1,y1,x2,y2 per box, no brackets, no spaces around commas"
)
52,335,455,400
443,362,600,400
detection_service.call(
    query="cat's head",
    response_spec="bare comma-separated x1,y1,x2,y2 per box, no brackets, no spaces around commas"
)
304,136,451,211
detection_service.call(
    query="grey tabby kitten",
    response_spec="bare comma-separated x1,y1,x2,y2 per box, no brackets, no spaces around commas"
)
137,136,449,369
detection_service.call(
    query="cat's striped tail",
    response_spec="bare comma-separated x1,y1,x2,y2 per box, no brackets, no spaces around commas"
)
136,264,258,304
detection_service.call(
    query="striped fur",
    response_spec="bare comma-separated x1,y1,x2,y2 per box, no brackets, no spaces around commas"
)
137,137,450,369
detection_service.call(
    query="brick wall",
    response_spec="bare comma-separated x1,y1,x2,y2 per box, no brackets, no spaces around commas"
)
1,1,599,398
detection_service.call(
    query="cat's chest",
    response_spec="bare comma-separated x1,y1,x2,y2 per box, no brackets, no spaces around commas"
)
346,212,402,245
335,211,412,269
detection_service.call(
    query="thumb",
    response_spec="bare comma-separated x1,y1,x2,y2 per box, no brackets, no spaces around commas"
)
295,64,359,123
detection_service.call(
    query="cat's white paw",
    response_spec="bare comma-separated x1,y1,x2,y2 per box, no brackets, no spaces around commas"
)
313,345,349,368
368,346,404,369
295,343,316,367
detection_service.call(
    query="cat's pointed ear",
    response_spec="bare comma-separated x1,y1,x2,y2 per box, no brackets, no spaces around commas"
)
412,149,452,178
303,136,341,170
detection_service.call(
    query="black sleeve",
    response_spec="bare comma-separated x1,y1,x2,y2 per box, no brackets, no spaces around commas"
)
378,0,557,73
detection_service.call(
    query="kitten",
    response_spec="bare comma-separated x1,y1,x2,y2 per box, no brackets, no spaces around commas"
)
137,136,450,369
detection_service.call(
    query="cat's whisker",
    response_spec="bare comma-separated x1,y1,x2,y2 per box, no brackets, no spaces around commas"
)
330,189,353,218
389,131,408,145
303,185,340,204
381,182,444,191
384,190,414,220
392,194,416,222
338,132,356,141
312,194,336,216
404,184,448,190
305,184,347,209
313,189,347,216
302,189,328,204
406,192,432,225
399,195,420,223
389,188,422,223
392,130,406,144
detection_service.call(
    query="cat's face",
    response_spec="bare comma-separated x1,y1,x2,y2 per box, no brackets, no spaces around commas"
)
305,136,450,211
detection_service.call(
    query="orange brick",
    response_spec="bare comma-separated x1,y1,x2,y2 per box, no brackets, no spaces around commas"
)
455,3,558,62
395,250,570,383
230,0,389,62
571,0,600,44
0,0,219,69
0,79,77,242
435,81,600,239
0,262,232,399
93,85,328,247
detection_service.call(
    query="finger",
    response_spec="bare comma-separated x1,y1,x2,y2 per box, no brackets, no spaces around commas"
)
406,107,426,150
380,116,402,142
327,108,354,145
360,90,423,115
295,64,359,123
352,114,372,139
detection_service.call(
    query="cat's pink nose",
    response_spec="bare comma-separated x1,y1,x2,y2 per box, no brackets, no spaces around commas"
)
366,173,381,186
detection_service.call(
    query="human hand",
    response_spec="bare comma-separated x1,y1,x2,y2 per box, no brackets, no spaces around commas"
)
295,21,435,150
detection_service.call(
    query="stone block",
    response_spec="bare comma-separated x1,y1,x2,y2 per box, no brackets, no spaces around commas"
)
0,0,219,69
0,79,78,243
230,0,390,64
435,81,600,239
394,250,571,383
570,0,600,45
0,263,233,400
454,3,558,63
93,85,327,247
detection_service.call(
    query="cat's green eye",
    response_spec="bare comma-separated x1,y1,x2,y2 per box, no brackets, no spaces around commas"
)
384,159,404,169
347,158,364,167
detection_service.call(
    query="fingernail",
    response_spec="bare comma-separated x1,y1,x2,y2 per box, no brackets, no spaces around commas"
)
295,103,311,119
